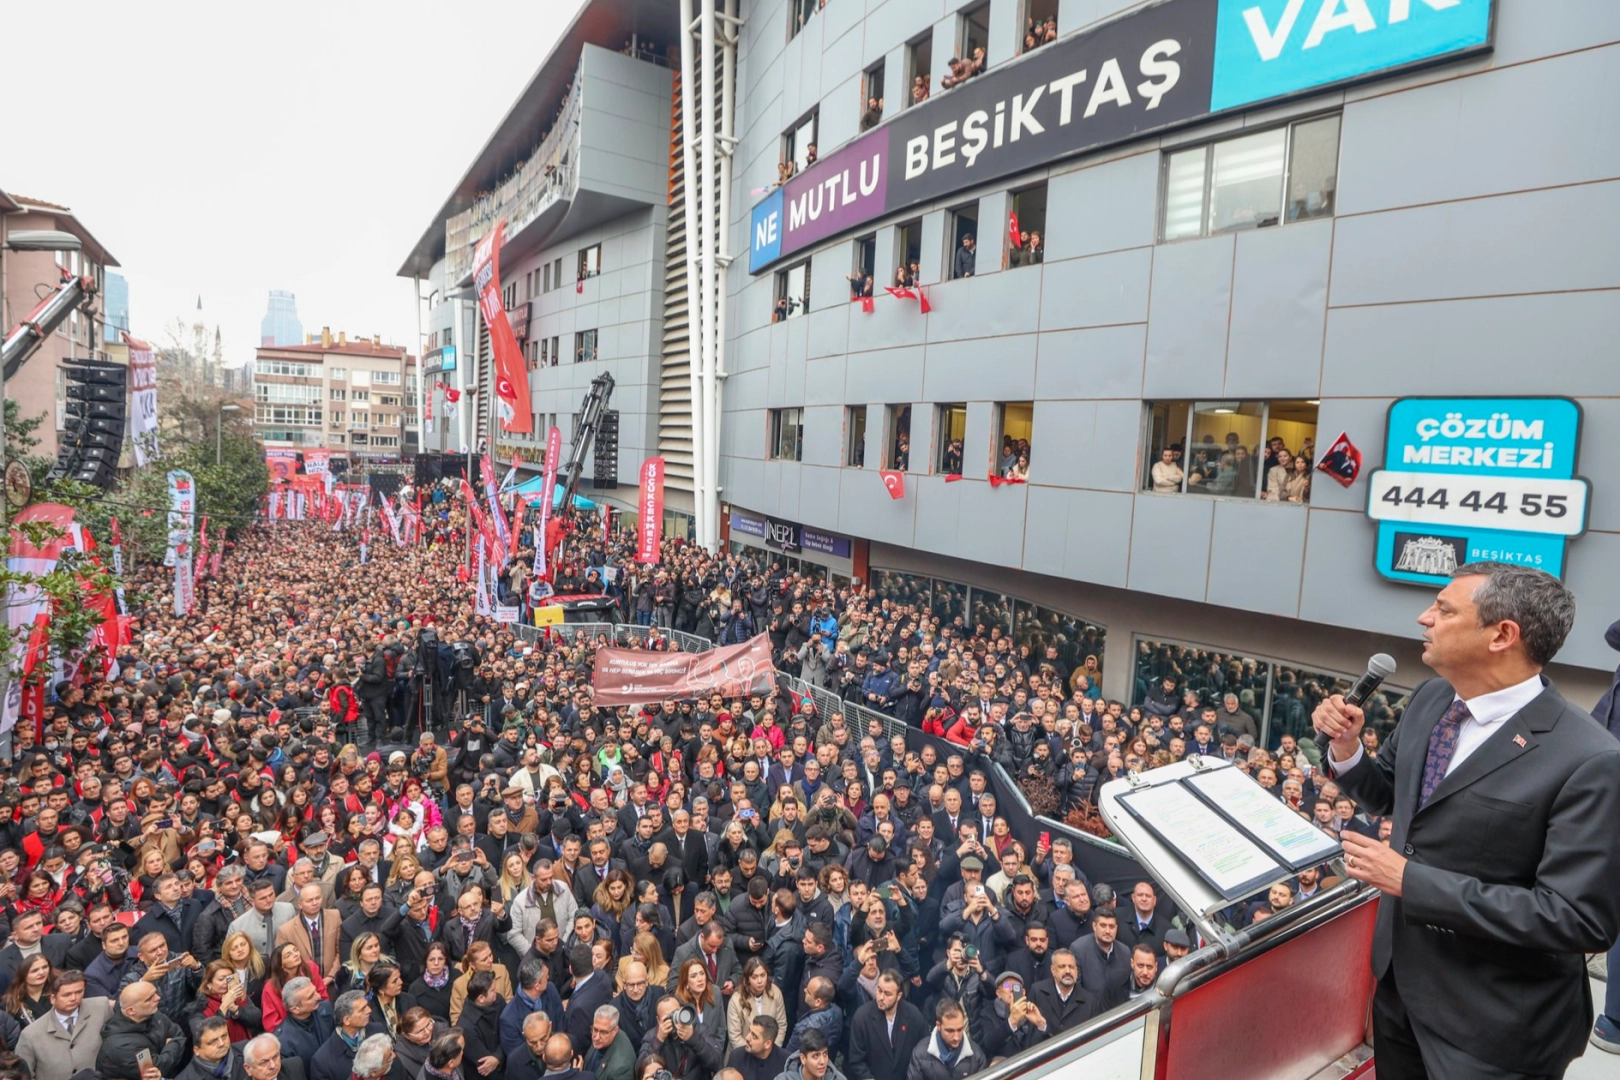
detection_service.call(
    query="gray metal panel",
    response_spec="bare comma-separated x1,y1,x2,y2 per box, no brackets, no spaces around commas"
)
1555,530,1620,673
1322,291,1620,398
1029,401,1099,495
1127,494,1214,603
922,334,1037,402
1143,234,1234,400
1046,151,1160,260
845,344,925,405
1204,500,1308,618
837,465,918,546
1297,505,1428,648
927,262,1043,340
800,405,844,467
807,302,851,361
1487,0,1620,67
1034,324,1147,402
798,464,844,526
913,473,965,554
1038,248,1152,331
1225,221,1331,397
804,354,849,407
1090,399,1149,493
1570,397,1620,534
1023,485,1135,587
1337,45,1620,216
956,477,1029,567
1306,396,1389,515
1330,182,1620,307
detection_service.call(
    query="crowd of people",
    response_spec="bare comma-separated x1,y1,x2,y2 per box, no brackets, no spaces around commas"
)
1150,434,1316,503
0,472,1393,1080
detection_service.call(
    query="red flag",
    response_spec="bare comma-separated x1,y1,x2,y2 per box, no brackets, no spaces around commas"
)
1316,431,1363,488
637,458,665,564
918,286,931,314
943,474,964,483
884,285,916,301
472,219,534,433
576,277,584,295
858,296,874,314
880,470,906,500
445,387,461,403
1009,210,1021,253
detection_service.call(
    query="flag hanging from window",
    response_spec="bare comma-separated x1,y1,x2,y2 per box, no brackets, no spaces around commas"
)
1316,431,1363,488
880,470,906,500
1009,210,1021,253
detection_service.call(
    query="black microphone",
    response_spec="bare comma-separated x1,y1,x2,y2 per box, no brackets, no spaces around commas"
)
1315,653,1397,759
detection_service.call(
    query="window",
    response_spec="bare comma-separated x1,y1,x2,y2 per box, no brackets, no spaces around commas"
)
255,384,321,404
351,390,370,403
259,361,315,377
1161,114,1341,241
783,110,818,176
948,204,978,279
895,219,921,286
550,335,560,367
906,33,933,107
846,406,868,467
849,234,876,298
1143,400,1318,502
936,404,967,474
578,243,602,281
861,64,885,131
945,2,990,88
770,408,803,461
543,263,552,292
788,0,821,40
379,395,400,407
996,402,1033,478
553,257,563,290
525,341,539,371
773,261,811,321
1021,0,1059,52
1008,183,1047,268
503,282,517,310
886,405,912,470
574,329,598,364
373,371,400,385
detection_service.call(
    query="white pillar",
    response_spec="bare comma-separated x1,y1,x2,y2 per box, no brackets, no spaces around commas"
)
699,0,719,553
679,0,709,549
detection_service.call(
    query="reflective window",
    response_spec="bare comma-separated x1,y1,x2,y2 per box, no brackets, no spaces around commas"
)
969,587,1013,637
937,404,967,474
1161,114,1342,241
1144,400,1317,503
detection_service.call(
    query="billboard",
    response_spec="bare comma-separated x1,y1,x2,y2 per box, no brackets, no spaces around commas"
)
1365,398,1589,587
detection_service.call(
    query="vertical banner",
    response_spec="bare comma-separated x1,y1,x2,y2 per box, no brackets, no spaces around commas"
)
602,505,613,546
124,334,159,466
474,538,493,616
472,219,534,433
210,548,222,578
360,528,370,565
636,457,665,564
480,453,512,554
535,426,562,579
109,517,128,615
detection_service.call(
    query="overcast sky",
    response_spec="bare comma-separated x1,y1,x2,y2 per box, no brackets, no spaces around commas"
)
1,0,586,366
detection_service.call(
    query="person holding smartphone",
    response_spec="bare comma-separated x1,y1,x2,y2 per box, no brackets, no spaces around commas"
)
95,982,188,1080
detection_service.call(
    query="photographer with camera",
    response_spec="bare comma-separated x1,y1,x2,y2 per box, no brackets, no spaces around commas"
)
641,994,723,1080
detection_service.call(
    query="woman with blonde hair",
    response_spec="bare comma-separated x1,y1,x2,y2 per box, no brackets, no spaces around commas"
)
726,956,787,1049
497,850,531,905
448,941,513,1024
616,931,669,992
336,931,388,995
220,930,267,1000
672,956,727,1050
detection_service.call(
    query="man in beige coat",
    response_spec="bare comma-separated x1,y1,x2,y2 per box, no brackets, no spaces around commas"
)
275,884,343,978
16,971,113,1080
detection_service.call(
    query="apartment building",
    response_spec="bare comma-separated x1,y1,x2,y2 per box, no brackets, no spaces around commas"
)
254,329,419,465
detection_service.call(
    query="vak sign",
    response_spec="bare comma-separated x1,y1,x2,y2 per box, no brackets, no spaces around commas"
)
1366,397,1589,586
592,633,776,707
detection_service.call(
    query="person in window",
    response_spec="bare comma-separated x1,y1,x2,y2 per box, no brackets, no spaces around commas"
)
968,47,987,77
805,144,818,166
1006,455,1030,482
1203,454,1237,495
1023,32,1039,52
941,440,962,476
1229,446,1257,498
998,438,1017,477
893,435,910,472
845,272,873,300
1041,16,1057,43
953,235,976,280
1284,455,1312,504
911,76,930,104
1262,448,1294,501
1150,449,1184,493
772,297,789,324
894,264,915,289
1024,231,1044,265
860,97,884,132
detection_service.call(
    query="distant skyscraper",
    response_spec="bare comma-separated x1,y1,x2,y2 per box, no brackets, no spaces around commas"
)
260,290,304,346
103,271,129,344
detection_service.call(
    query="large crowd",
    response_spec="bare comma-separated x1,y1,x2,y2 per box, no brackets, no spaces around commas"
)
0,479,1379,1080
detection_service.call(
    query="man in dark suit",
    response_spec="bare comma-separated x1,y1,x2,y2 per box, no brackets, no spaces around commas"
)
1114,881,1167,960
561,945,611,1056
845,970,924,1080
242,1033,308,1080
1027,950,1099,1036
437,884,511,966
657,808,709,890
131,873,205,956
1315,563,1620,1078
0,910,72,982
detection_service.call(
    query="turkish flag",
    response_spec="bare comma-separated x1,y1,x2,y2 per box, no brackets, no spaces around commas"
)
1316,431,1363,488
860,296,874,314
884,285,916,301
1009,210,1021,252
917,286,931,314
880,470,906,500
576,277,584,294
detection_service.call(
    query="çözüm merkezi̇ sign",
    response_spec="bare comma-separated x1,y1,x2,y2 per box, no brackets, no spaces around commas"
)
1366,397,1590,587
750,0,1495,274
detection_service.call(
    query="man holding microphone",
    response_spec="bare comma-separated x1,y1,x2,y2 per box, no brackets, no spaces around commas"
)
1314,562,1620,1079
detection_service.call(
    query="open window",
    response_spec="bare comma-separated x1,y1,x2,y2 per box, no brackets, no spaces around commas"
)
958,3,991,77
846,406,868,467
937,403,967,474
850,234,876,298
1162,114,1342,241
770,408,803,461
948,203,979,280
887,405,912,470
996,402,1033,478
574,328,598,364
783,110,819,176
893,219,922,288
905,33,933,107
773,261,811,321
1021,0,1059,52
578,243,602,281
1008,183,1048,268
861,63,885,131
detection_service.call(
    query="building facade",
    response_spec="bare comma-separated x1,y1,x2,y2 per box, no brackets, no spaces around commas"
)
0,189,118,458
404,0,1620,734
260,290,304,347
253,330,419,465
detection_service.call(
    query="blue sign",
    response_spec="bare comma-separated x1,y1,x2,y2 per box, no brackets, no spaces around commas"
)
749,189,784,275
1211,0,1493,112
1366,397,1589,586
440,345,457,372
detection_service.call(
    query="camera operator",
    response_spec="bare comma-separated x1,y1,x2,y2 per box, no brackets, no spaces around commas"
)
641,995,722,1080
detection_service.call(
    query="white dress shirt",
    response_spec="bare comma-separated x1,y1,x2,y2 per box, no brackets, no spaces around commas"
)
1331,674,1542,778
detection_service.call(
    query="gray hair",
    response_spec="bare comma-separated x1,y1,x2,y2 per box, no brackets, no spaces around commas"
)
352,1034,394,1079
292,858,315,873
334,989,369,1024
215,865,247,884
283,976,314,1004
1453,562,1575,666
243,1035,281,1066
593,1004,619,1027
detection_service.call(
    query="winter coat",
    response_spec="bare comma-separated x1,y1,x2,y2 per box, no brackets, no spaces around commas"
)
905,1026,988,1080
96,1007,188,1080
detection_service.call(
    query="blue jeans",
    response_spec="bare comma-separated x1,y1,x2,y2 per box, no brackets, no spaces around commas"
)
635,610,653,626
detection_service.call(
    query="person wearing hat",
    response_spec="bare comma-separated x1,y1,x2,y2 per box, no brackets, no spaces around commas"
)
1161,928,1192,963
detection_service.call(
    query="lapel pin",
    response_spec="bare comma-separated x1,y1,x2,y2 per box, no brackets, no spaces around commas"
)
1512,734,1527,748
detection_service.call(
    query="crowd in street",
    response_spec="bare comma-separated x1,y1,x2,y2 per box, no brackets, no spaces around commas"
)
0,479,1372,1080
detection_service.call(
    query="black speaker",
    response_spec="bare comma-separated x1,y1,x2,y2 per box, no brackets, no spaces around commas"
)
48,360,128,490
592,409,619,489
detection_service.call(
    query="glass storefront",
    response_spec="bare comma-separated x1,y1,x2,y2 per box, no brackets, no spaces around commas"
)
1132,636,1408,750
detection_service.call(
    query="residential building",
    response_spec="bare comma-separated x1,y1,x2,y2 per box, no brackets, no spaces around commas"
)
402,1,1620,729
0,187,118,457
254,328,417,465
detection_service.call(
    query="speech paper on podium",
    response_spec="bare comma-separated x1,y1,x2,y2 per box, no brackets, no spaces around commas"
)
1117,780,1284,901
1183,764,1342,872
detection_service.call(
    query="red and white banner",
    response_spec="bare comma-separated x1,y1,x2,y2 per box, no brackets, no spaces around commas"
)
534,426,562,578
480,452,512,553
303,449,333,475
636,457,664,564
474,537,493,616
592,633,776,707
472,219,534,433
110,516,127,615
125,334,159,467
3,504,83,734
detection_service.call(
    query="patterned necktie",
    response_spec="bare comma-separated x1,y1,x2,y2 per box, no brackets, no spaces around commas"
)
1419,699,1472,807
308,919,322,967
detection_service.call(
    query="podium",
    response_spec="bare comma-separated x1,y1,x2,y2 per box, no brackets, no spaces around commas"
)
972,759,1381,1080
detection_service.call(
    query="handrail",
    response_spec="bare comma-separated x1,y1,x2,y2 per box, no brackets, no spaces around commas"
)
964,993,1163,1080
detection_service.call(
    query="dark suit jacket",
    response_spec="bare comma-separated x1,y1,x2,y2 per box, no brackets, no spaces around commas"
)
656,827,710,888
1116,910,1168,958
1335,676,1620,1074
0,934,72,983
132,899,206,956
563,970,613,1056
1029,978,1099,1035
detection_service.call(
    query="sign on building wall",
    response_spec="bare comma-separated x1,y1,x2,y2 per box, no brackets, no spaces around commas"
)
1366,398,1589,587
749,0,1495,273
